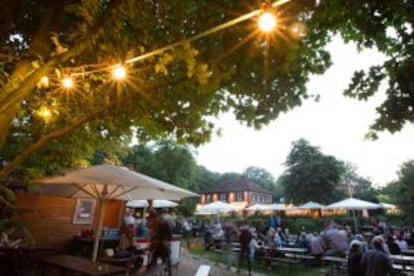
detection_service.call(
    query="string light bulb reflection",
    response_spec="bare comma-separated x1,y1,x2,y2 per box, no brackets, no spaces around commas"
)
258,12,276,32
62,77,74,89
112,66,127,80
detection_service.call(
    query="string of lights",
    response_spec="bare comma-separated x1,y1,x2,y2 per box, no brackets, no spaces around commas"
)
39,0,291,90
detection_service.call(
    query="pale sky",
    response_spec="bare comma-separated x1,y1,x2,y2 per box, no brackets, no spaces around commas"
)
195,38,414,187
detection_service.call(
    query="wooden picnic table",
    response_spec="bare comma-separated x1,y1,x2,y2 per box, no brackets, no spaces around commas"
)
276,247,308,254
402,249,414,256
321,256,347,276
390,255,414,269
36,254,126,276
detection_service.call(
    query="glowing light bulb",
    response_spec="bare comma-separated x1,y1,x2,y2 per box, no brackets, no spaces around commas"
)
38,107,52,119
258,12,276,32
40,76,49,87
62,77,73,89
112,66,126,80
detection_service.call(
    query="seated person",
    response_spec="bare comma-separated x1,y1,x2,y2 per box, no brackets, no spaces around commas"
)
385,234,400,255
116,224,135,258
0,226,23,249
114,224,142,271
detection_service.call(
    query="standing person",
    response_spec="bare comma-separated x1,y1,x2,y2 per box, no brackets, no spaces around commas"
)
322,227,349,257
268,215,276,229
249,232,260,273
162,208,175,232
238,221,252,275
147,210,173,276
361,236,396,276
123,208,136,227
347,241,364,276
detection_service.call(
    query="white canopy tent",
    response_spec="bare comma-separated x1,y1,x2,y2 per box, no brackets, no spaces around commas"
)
326,198,381,210
380,202,396,209
267,203,287,211
326,198,381,232
246,204,269,212
126,199,178,208
297,201,325,210
197,201,237,214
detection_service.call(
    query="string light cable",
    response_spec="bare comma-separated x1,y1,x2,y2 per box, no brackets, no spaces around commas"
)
49,0,291,84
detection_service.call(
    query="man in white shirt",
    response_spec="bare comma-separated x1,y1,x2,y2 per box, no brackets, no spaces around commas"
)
123,208,136,226
395,235,408,250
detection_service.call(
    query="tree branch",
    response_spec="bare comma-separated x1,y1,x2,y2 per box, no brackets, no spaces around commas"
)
0,74,181,179
0,0,124,144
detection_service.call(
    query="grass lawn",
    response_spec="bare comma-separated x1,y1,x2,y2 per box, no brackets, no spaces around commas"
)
188,247,324,276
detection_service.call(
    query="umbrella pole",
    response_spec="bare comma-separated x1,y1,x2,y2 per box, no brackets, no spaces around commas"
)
352,209,358,233
92,199,107,262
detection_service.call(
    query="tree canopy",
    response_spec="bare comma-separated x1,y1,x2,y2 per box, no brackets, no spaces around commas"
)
242,166,283,199
387,161,414,220
280,138,345,204
1,0,414,189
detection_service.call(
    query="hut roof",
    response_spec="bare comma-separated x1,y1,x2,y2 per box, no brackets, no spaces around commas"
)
203,178,271,194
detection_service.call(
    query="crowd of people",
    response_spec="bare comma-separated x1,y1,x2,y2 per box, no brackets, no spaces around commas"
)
118,207,206,275
201,216,413,276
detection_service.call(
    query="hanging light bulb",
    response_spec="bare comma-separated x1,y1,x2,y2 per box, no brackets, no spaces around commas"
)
258,12,276,32
62,76,73,89
112,65,127,80
40,76,49,87
38,107,52,120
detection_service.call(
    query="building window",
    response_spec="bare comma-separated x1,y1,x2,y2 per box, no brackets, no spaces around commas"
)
219,193,227,202
236,192,243,202
206,194,211,203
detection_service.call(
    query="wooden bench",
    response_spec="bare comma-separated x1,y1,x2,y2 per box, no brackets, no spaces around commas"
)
195,264,211,276
261,256,300,264
393,263,414,274
99,254,142,273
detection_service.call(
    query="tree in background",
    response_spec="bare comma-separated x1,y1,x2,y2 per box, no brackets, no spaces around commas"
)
389,161,414,220
121,140,205,214
377,181,399,204
242,166,283,200
279,138,345,204
341,162,378,202
193,165,222,194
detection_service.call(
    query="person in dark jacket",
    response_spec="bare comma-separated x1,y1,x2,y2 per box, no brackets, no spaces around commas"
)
361,236,396,276
385,234,401,255
347,241,363,276
147,210,173,276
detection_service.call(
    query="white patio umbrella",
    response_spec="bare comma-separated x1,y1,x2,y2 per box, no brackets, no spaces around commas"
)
267,203,287,211
326,198,381,232
297,201,325,210
38,164,198,261
380,202,396,209
126,199,178,208
246,204,269,212
197,201,236,213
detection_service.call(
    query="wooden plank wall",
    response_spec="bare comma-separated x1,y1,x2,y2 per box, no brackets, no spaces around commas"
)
12,193,124,252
